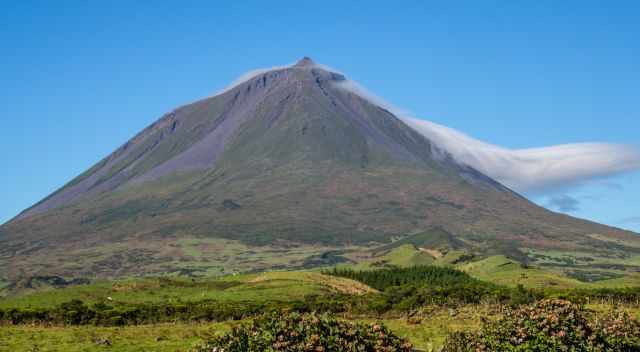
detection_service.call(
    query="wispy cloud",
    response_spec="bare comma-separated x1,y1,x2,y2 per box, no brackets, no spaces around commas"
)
545,195,580,212
333,78,640,194
401,117,640,194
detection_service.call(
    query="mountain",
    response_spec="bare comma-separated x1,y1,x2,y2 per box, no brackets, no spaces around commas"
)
1,57,638,281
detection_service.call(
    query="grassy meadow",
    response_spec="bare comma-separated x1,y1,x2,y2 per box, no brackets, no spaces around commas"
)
2,243,640,351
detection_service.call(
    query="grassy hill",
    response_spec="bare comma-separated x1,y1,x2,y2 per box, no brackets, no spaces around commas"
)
457,255,586,289
337,244,640,290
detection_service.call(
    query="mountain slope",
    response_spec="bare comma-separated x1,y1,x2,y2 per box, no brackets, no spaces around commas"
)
1,58,638,280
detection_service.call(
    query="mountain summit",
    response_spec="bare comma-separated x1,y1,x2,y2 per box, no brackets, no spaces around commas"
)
1,58,637,279
294,56,316,67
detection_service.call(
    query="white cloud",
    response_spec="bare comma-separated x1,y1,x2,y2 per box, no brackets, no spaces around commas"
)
333,79,640,194
401,117,640,193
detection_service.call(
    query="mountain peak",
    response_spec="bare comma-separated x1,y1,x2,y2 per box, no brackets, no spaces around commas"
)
294,56,315,67
3,58,637,280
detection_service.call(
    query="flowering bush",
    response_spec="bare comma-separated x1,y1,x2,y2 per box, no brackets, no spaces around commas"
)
593,310,640,350
196,311,413,352
442,299,640,352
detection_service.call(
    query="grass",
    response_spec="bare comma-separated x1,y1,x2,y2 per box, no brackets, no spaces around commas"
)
171,237,328,272
589,273,640,289
375,245,436,267
434,250,469,266
0,305,491,352
0,322,233,352
457,255,587,289
3,303,638,352
336,244,437,271
458,253,640,290
373,305,492,351
0,272,369,310
586,303,640,319
241,271,375,295
1,266,639,351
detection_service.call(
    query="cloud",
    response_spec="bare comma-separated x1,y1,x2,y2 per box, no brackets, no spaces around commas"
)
332,79,640,194
545,195,580,212
401,117,640,194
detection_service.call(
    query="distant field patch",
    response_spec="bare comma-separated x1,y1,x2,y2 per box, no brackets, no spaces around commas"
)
0,272,370,310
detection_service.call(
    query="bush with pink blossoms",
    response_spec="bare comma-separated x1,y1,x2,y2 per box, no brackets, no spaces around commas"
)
442,299,640,352
196,311,414,352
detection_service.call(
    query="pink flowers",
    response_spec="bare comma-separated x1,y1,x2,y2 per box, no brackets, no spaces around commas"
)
443,299,640,351
197,311,414,351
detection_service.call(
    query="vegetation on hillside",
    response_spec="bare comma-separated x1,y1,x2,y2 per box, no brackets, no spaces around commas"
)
1,263,639,351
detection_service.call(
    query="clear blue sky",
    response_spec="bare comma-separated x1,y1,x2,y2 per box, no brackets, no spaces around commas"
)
1,1,639,231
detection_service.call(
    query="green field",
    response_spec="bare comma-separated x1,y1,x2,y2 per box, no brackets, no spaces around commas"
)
0,323,232,352
2,300,638,351
0,309,484,352
0,271,372,310
2,245,640,351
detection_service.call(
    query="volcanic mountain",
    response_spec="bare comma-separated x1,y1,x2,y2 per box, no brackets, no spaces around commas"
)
1,57,638,280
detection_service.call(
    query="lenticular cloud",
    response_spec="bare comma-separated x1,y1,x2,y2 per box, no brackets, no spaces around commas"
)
401,117,640,193
332,79,640,194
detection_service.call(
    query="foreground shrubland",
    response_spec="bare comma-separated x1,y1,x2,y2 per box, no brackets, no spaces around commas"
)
2,267,640,351
196,312,413,352
443,299,640,352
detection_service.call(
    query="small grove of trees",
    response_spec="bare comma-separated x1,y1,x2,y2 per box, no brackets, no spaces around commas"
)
324,266,541,307
324,265,477,290
195,311,414,352
442,299,640,352
324,266,640,308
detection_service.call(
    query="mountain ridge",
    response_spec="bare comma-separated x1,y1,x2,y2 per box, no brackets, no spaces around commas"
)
1,58,638,281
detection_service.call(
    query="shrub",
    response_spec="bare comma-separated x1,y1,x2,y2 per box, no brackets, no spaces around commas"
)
196,311,413,352
442,299,640,352
592,310,640,350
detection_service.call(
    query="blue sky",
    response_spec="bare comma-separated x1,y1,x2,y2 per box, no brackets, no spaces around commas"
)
1,1,638,231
